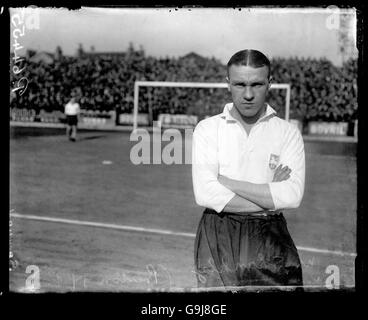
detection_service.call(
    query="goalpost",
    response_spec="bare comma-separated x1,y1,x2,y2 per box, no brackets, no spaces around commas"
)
133,81,291,131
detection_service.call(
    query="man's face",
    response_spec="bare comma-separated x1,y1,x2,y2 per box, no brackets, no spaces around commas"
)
227,64,271,122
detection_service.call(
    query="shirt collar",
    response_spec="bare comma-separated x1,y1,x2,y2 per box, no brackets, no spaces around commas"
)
220,103,277,124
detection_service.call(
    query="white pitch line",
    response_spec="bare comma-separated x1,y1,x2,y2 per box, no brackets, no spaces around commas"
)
10,213,196,238
10,213,357,257
296,246,356,257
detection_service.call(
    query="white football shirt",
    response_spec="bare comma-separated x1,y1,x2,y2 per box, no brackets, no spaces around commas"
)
192,103,305,213
64,102,80,116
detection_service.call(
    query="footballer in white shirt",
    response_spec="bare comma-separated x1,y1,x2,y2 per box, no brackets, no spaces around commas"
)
64,95,81,142
192,49,305,289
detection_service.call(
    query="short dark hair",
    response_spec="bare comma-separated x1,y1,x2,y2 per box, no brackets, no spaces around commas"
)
227,49,271,78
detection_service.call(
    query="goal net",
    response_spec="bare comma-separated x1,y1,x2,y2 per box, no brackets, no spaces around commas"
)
132,81,291,131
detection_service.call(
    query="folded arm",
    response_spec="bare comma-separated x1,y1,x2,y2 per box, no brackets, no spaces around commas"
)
222,194,265,213
219,126,305,211
219,164,292,209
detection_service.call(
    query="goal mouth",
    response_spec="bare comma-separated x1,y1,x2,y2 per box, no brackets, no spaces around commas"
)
133,81,291,130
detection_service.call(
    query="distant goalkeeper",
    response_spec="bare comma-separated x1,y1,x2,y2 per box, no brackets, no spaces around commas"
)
64,93,80,142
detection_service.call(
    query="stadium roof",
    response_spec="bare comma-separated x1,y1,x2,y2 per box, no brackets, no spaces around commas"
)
83,51,127,57
180,52,206,61
28,51,55,64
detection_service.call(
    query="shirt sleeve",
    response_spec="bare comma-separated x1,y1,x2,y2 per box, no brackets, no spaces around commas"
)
268,125,305,210
192,120,236,213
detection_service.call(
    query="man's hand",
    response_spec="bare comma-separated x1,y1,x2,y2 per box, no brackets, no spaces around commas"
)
273,164,292,182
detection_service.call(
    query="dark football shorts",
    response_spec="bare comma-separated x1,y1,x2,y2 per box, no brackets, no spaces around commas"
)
66,115,78,126
194,208,303,288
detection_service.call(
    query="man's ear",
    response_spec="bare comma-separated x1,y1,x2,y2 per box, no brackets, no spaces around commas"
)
226,76,231,92
268,76,273,90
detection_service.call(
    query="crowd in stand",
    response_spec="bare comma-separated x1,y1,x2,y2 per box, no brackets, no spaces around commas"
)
10,44,357,124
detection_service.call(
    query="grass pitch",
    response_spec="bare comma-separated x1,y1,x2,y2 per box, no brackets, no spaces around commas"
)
9,126,357,291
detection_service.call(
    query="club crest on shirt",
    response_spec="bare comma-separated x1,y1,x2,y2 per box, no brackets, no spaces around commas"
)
269,154,280,170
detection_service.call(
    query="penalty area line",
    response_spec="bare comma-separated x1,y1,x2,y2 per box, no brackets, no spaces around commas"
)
10,212,356,258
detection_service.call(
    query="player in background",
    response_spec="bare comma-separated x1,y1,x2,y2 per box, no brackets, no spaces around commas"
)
192,49,305,289
64,93,80,142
